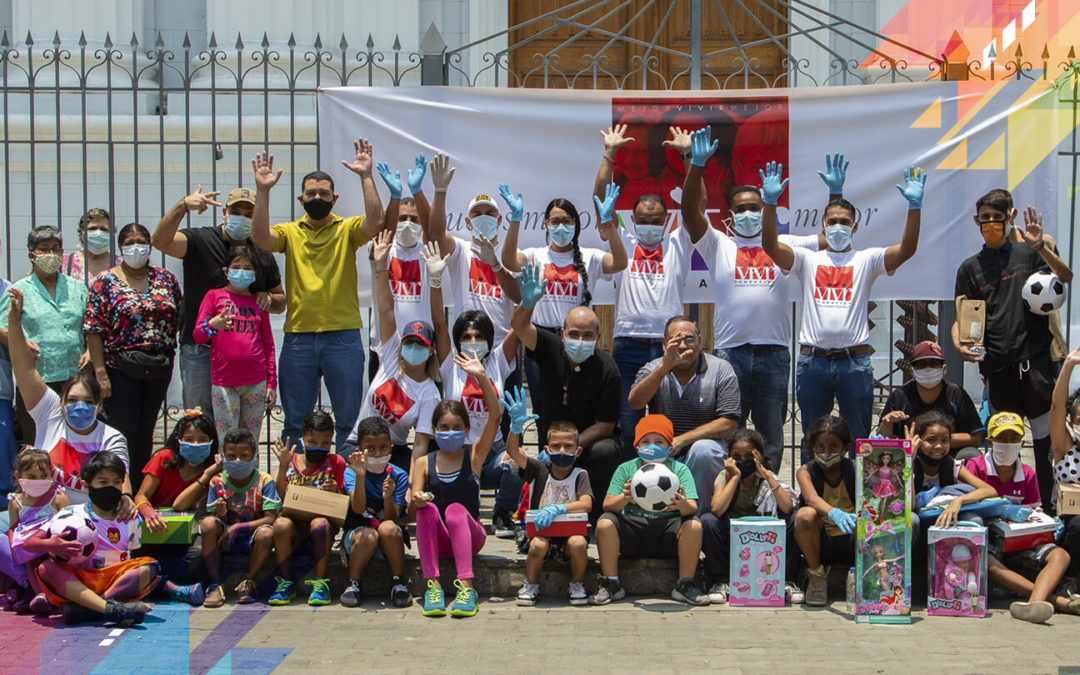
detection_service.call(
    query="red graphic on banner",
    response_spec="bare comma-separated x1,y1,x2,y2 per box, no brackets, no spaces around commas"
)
629,244,664,275
468,258,502,298
543,263,579,297
734,246,777,284
814,266,854,304
389,257,422,299
461,375,497,415
371,379,415,425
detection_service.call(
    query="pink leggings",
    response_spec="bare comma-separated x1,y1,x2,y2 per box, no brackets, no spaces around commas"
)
415,502,487,580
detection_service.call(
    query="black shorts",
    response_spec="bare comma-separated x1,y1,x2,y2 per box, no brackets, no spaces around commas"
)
1000,543,1058,574
985,352,1054,420
819,531,855,567
602,512,693,559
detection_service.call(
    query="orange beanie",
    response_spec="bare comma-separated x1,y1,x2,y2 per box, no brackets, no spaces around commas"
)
634,414,674,447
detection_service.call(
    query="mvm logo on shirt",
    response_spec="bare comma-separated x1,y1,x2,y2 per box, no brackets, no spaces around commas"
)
734,246,776,285
461,375,495,416
544,263,579,297
629,244,664,276
468,258,502,298
813,266,854,305
371,379,415,425
389,257,423,301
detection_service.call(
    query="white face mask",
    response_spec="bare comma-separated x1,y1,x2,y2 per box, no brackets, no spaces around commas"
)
366,455,391,473
991,440,1022,465
121,244,151,268
731,211,763,238
824,224,852,252
1068,420,1080,444
460,341,489,361
634,223,664,247
470,215,498,242
912,367,944,388
395,221,421,248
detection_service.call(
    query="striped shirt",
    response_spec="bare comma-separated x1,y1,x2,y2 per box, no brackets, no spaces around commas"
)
633,352,741,436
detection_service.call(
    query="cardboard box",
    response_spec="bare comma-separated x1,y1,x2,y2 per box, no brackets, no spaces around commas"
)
140,509,197,545
728,517,786,607
927,522,987,617
524,511,588,538
1058,483,1080,516
988,511,1057,554
955,295,986,345
281,485,350,526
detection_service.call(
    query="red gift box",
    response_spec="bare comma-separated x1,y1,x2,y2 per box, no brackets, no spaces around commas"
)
989,511,1057,553
524,511,588,538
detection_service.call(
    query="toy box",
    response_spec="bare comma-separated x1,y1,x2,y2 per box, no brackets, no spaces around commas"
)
524,511,588,538
988,510,1057,555
855,438,912,624
927,522,988,617
728,517,786,607
140,509,197,545
281,485,350,526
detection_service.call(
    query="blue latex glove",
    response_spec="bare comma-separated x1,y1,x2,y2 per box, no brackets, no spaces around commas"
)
1055,516,1065,541
894,165,927,209
593,182,620,225
407,153,427,195
501,386,538,435
534,503,567,531
758,161,789,206
1002,505,1034,523
376,161,402,199
828,507,857,535
816,152,849,193
498,183,524,222
517,261,545,309
690,126,719,168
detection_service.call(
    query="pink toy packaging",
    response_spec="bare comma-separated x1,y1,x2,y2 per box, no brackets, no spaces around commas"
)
927,521,988,617
854,438,912,623
729,517,786,607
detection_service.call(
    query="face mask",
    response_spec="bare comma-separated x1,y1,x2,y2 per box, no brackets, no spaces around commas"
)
549,224,575,248
732,211,763,237
366,455,391,473
735,457,758,476
548,451,577,468
470,215,498,242
814,452,844,470
304,448,330,466
460,341,489,361
912,367,944,388
637,444,670,463
824,225,852,252
19,478,54,498
395,221,421,248
435,430,466,453
85,230,112,255
178,441,213,465
64,402,97,431
224,459,256,481
635,224,664,247
227,268,257,291
1068,421,1080,444
979,221,1009,246
225,214,253,240
920,453,944,468
400,342,431,367
302,197,334,220
991,441,1022,465
121,244,151,268
33,253,62,275
564,339,595,364
87,485,122,512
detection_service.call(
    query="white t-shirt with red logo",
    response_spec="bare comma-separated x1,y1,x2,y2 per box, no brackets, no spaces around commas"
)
613,227,691,339
439,345,514,445
786,246,891,349
696,229,819,349
521,246,609,328
351,332,441,446
385,242,431,341
445,236,514,343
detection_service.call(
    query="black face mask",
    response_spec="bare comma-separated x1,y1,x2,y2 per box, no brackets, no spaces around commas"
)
920,454,943,468
304,449,330,466
302,197,333,220
735,458,757,476
88,485,123,512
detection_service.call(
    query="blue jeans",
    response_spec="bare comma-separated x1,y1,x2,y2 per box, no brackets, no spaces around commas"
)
682,439,729,516
796,351,874,464
612,337,664,457
715,344,790,471
480,439,524,514
179,343,213,416
279,329,366,452
0,401,14,509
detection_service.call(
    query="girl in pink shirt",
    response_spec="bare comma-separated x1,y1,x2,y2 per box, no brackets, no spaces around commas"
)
194,246,276,439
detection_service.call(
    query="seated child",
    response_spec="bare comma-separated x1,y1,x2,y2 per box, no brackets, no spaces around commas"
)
340,416,410,608
966,412,1080,623
591,414,707,607
793,415,857,607
502,387,592,607
700,428,797,605
200,428,279,608
269,410,347,606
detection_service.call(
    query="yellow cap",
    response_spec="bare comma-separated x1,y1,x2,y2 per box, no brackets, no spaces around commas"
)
987,411,1025,438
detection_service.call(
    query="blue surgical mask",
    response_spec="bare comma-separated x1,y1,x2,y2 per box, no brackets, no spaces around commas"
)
549,224,575,248
224,459,256,481
548,452,577,468
178,441,213,465
85,229,112,255
635,224,664,247
564,338,595,364
637,444,670,463
470,215,498,242
435,430,467,453
825,224,852,252
227,268,256,290
732,211,763,237
460,341,489,361
225,214,253,240
400,342,431,367
64,402,97,431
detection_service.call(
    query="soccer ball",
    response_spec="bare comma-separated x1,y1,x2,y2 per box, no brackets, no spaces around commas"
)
1021,272,1065,315
45,511,98,567
631,463,681,511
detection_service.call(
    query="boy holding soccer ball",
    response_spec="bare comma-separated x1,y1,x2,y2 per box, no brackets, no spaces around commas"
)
590,414,707,606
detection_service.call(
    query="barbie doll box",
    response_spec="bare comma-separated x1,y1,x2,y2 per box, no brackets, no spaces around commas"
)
728,517,786,607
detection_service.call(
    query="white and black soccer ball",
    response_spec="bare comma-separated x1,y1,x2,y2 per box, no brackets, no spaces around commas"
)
45,511,98,566
1021,272,1065,315
631,462,681,511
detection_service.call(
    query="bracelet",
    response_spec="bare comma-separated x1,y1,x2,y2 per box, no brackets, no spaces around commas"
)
134,499,150,509
434,188,448,193
603,154,615,163
196,479,208,488
490,260,504,273
1033,240,1045,251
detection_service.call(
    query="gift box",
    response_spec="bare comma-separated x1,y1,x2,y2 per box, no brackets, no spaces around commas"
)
524,511,588,538
988,510,1056,554
927,522,987,617
140,509,197,545
728,517,786,607
281,485,350,526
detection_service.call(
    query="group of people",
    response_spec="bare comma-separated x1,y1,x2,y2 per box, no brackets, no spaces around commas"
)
0,122,1077,626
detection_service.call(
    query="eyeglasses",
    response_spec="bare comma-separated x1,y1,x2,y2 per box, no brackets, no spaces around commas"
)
547,218,575,226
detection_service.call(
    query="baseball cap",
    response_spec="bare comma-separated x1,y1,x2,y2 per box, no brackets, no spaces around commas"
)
401,320,435,347
634,414,674,447
987,412,1025,438
467,194,499,215
911,341,944,363
226,187,256,207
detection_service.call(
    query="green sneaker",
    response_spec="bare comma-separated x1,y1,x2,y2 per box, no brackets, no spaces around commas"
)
422,579,446,617
449,579,479,618
268,577,296,606
306,578,332,606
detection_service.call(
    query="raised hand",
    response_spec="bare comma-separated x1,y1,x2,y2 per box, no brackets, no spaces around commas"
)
183,185,223,214
690,126,719,168
593,182,620,225
662,126,693,157
407,152,427,195
376,162,402,199
431,153,455,192
894,166,927,209
342,138,374,178
474,235,499,267
372,229,393,267
272,436,296,469
517,260,545,309
817,153,849,194
347,449,367,477
501,386,538,435
498,183,524,223
759,161,789,206
251,151,283,191
423,241,449,288
208,306,234,332
1066,344,1080,367
1021,206,1044,247
601,123,636,156
453,351,488,381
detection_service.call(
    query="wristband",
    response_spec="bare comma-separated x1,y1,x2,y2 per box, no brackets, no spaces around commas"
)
680,152,692,160
200,317,219,339
1033,240,1045,251
429,275,442,289
489,260,503,273
603,154,615,163
434,188,448,193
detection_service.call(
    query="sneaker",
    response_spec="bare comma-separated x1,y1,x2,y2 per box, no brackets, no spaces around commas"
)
588,578,626,606
235,579,257,604
492,510,516,539
169,582,205,607
390,581,412,608
1064,598,1080,616
1010,600,1054,623
804,565,828,607
449,579,479,617
29,593,57,616
102,600,150,627
267,577,296,606
568,581,588,606
422,579,446,617
517,581,539,606
672,579,709,606
785,581,804,605
204,584,225,608
306,578,332,606
707,582,729,605
340,580,362,608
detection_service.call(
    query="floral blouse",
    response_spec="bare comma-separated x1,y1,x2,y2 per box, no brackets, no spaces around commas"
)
83,267,182,368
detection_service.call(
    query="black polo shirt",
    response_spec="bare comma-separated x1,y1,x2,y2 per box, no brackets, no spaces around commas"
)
878,380,984,438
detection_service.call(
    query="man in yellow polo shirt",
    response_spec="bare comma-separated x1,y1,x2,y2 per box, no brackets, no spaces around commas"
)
250,142,386,450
